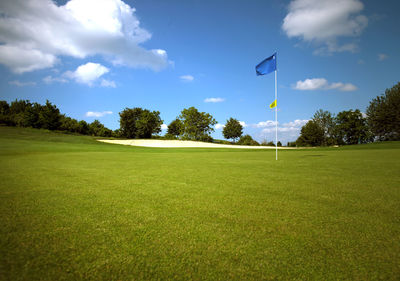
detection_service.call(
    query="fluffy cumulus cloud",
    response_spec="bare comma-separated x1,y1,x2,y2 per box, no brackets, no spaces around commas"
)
65,62,109,86
180,75,194,82
85,111,113,117
161,124,168,130
44,62,116,87
204,97,225,103
294,78,357,91
282,0,368,54
0,0,168,73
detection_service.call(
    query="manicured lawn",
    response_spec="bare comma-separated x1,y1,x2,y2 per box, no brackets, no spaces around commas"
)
0,126,399,280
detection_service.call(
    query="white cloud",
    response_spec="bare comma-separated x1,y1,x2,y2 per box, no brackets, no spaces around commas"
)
262,127,301,133
335,83,357,91
239,121,247,128
65,62,109,86
180,75,194,82
258,118,310,144
0,46,58,74
100,79,116,88
161,124,168,130
293,78,357,91
43,75,68,84
283,119,309,127
85,111,113,117
255,120,278,128
204,97,225,103
378,53,388,61
8,80,36,87
294,78,328,90
282,0,367,54
215,124,225,130
0,0,168,73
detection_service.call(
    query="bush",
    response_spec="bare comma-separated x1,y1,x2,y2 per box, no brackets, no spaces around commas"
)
261,140,275,146
199,134,213,143
163,133,178,140
238,135,259,146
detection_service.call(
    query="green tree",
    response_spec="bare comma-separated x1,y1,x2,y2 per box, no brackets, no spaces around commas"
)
222,118,243,142
77,120,89,135
24,102,43,128
0,100,11,125
37,100,61,130
9,99,30,115
313,109,336,145
60,116,79,133
9,99,31,127
167,119,183,137
261,139,275,146
178,107,217,140
237,134,259,146
335,109,371,145
119,107,162,139
89,120,105,136
0,100,9,115
296,120,325,146
366,82,400,141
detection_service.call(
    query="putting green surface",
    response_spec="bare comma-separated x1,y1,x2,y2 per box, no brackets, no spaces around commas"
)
0,126,399,280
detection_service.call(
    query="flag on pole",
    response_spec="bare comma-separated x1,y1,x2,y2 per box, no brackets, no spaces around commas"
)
255,53,276,76
256,52,279,160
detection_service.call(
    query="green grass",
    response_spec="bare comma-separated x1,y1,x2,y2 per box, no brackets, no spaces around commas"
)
0,126,399,280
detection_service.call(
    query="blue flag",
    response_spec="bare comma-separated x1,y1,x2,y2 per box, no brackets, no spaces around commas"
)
256,53,276,76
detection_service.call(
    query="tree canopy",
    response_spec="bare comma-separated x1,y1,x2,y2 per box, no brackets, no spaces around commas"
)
167,118,183,137
335,109,371,145
0,99,114,137
237,134,259,146
367,82,400,141
222,118,243,142
313,109,336,145
178,107,216,141
119,107,162,139
296,120,325,146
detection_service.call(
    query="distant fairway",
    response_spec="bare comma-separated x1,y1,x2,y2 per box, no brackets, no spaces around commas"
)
0,126,399,280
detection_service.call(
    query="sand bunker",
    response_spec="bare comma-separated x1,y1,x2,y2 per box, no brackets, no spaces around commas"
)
98,139,294,149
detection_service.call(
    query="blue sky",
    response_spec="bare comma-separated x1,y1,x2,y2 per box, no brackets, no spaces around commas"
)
0,0,399,144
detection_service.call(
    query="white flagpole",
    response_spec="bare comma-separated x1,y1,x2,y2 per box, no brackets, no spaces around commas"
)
275,68,278,160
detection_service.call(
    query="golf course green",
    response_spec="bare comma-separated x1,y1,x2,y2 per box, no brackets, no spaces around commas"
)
0,126,399,280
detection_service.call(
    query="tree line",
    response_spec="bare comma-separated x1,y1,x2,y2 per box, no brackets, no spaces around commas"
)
1,81,398,146
292,82,400,146
0,100,114,137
